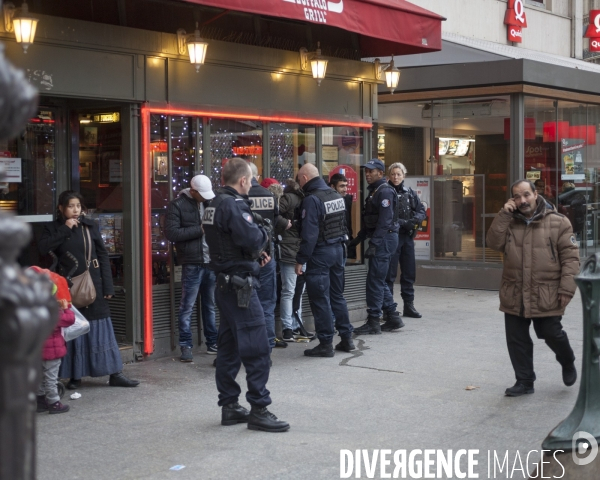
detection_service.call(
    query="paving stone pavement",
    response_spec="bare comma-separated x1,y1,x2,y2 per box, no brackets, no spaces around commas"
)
36,286,587,480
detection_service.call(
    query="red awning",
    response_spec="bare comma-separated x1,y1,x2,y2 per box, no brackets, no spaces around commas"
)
181,0,444,57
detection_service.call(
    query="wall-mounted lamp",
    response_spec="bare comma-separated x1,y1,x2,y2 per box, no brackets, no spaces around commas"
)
177,23,209,73
300,42,328,86
374,56,401,94
3,1,39,53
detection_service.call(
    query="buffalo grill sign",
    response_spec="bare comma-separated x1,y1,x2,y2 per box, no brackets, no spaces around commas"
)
585,10,600,53
504,0,527,43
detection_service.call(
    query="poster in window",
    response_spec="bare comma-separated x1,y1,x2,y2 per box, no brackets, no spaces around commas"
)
153,151,169,183
80,162,92,182
82,127,98,146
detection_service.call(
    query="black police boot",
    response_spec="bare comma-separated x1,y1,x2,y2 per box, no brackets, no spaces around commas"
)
353,316,382,335
381,311,405,332
504,382,534,397
335,337,356,352
248,406,290,432
403,301,422,318
304,342,335,357
221,402,250,426
562,362,577,387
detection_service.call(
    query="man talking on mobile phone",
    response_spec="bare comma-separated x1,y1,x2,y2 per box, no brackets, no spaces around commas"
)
486,179,579,397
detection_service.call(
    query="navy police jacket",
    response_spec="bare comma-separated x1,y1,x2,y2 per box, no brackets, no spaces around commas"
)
202,186,268,277
392,181,426,235
359,178,399,246
296,176,346,265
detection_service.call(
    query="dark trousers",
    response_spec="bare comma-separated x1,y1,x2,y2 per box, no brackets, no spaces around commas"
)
214,287,271,408
385,234,416,305
504,313,575,386
367,232,398,317
304,243,353,344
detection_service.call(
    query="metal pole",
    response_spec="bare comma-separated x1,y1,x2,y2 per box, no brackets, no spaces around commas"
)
542,253,600,451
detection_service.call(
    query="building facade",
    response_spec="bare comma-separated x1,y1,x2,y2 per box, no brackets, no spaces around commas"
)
372,0,600,289
0,0,443,359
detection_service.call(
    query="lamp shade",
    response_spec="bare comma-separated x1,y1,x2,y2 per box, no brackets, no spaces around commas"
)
12,3,38,53
310,57,328,86
383,59,400,94
187,35,208,73
543,121,569,143
503,117,536,140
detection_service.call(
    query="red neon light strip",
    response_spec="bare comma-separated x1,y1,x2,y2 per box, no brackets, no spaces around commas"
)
146,106,372,128
141,106,153,355
140,104,370,355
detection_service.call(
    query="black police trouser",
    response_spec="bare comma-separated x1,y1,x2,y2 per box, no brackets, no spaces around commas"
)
214,286,271,408
504,313,575,386
385,233,416,303
304,242,353,344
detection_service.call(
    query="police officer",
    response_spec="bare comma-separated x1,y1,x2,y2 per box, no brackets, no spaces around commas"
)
202,158,289,432
385,162,426,318
350,159,403,335
295,163,355,356
247,162,278,353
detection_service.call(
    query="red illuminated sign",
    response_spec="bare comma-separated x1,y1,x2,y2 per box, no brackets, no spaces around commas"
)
585,10,600,52
504,0,527,43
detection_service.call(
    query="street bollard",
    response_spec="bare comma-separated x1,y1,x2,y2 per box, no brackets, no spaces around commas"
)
535,253,600,477
0,32,50,480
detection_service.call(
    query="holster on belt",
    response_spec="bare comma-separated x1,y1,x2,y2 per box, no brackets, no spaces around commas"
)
231,274,253,308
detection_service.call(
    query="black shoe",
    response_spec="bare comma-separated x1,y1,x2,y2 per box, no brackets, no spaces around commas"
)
381,311,405,332
221,402,250,426
109,372,140,387
505,382,534,396
248,407,290,432
353,316,382,336
403,301,422,318
274,338,288,348
180,346,193,362
282,328,295,342
304,342,335,357
36,395,48,413
562,363,577,387
335,337,356,352
66,379,81,390
213,358,217,367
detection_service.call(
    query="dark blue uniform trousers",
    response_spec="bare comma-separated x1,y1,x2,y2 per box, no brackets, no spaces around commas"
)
214,286,271,408
257,255,277,351
385,233,416,306
304,242,353,344
368,232,399,317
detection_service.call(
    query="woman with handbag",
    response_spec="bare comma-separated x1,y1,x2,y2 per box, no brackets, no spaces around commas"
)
38,190,139,389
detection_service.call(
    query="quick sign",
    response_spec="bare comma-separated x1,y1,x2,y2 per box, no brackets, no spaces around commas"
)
584,10,600,52
504,0,527,43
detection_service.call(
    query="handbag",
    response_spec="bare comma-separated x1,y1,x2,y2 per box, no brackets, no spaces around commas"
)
62,306,90,342
69,226,97,308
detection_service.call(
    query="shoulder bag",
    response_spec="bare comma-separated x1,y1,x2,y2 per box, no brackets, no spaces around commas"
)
70,226,97,308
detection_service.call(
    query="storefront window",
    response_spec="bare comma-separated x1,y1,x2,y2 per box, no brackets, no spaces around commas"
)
269,123,315,184
1,108,56,217
76,108,125,284
210,118,262,187
524,97,600,256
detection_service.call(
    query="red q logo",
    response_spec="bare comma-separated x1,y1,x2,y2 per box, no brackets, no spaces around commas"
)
513,0,525,23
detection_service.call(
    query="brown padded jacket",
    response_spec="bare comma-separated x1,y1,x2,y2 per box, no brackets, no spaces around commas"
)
486,197,580,318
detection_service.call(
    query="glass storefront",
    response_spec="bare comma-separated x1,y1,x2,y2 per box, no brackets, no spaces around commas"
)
379,96,510,264
524,97,600,256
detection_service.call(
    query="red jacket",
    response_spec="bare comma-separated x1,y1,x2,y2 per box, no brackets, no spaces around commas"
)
42,308,75,361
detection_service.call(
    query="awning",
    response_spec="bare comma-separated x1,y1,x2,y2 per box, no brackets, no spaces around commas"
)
181,0,444,57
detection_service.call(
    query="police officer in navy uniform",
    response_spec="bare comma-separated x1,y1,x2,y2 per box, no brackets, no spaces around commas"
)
202,158,289,432
295,163,355,356
385,162,426,318
247,162,278,353
350,159,404,335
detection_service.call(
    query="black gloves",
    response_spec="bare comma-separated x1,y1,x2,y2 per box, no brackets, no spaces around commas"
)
364,243,377,258
347,236,362,248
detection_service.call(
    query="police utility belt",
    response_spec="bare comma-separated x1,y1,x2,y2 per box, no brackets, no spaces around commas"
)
217,273,254,309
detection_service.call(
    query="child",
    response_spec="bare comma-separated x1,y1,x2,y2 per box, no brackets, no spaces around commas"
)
30,266,75,414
